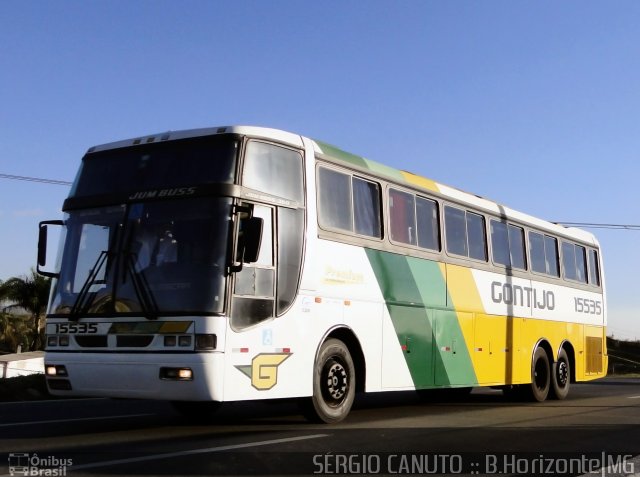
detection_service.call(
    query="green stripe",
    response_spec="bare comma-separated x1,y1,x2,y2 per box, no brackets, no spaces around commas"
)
365,249,477,388
314,140,406,183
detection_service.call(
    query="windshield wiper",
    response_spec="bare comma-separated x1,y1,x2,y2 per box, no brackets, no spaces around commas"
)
123,253,159,320
69,250,109,321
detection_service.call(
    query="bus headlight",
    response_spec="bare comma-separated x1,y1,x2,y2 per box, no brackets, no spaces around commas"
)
160,367,193,381
46,365,68,376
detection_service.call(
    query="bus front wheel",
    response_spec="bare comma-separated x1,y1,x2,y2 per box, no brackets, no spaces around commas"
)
301,338,355,424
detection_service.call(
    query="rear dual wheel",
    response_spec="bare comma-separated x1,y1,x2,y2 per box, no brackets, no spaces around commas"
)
550,348,571,400
528,347,551,402
516,346,570,402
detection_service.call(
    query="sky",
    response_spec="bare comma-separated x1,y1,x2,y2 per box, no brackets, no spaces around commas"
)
1,1,639,339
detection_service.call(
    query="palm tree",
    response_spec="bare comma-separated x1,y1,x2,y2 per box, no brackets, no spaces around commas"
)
0,270,51,351
0,313,31,353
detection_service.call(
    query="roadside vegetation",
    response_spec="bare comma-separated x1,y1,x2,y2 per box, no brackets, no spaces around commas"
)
0,374,51,401
608,336,640,376
0,269,51,353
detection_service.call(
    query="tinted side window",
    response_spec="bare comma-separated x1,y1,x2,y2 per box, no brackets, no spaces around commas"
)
491,221,510,266
445,206,486,261
318,166,382,239
588,249,600,286
318,167,352,231
575,245,587,283
530,231,559,276
529,231,547,274
353,177,381,238
445,206,468,256
508,224,526,270
389,189,416,245
243,141,304,203
544,235,560,277
562,242,577,280
466,212,487,261
277,208,304,314
416,197,440,251
562,241,587,283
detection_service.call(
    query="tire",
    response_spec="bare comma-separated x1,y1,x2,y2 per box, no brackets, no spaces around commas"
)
301,338,356,424
527,347,551,402
550,348,571,400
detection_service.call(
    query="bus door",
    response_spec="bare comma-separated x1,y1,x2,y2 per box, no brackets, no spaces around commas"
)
230,203,276,330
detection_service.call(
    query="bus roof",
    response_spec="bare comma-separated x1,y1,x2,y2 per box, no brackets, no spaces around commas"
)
86,125,598,247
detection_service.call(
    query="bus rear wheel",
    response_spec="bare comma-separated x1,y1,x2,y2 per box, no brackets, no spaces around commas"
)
550,348,571,400
527,347,551,402
301,338,355,424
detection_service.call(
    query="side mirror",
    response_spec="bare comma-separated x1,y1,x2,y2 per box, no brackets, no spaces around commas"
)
230,216,263,273
37,220,64,278
242,216,263,264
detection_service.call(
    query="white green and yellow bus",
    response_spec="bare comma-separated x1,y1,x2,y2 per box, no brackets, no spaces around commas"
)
39,126,607,423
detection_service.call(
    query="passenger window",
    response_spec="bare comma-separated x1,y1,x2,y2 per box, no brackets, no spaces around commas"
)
318,167,352,232
353,178,382,238
445,206,467,256
416,197,440,251
562,241,587,283
318,166,382,239
389,189,416,245
445,206,487,261
588,249,600,286
491,221,510,267
529,231,559,276
544,235,560,277
508,224,526,270
466,212,487,261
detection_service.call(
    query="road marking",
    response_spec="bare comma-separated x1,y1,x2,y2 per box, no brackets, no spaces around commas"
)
71,434,330,471
0,413,153,428
628,395,640,399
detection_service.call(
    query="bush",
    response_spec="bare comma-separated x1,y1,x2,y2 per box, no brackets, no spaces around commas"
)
0,374,53,401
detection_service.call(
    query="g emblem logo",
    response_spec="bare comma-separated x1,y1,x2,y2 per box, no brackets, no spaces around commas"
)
235,353,291,390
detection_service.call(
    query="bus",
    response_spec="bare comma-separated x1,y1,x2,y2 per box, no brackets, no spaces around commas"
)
38,126,607,423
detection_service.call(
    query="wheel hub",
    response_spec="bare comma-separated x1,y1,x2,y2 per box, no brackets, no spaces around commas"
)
325,362,348,401
557,361,568,386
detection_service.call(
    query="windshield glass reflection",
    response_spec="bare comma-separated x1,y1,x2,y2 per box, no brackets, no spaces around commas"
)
50,198,232,316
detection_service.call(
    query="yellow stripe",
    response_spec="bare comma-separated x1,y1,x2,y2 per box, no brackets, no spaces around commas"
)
443,262,606,384
400,171,440,193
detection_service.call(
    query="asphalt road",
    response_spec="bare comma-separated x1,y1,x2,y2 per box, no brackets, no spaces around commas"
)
1,378,640,476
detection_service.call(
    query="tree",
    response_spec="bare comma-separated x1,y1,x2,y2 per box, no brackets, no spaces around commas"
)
0,270,51,351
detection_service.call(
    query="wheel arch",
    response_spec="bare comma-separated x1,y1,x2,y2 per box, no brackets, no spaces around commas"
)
533,338,554,366
316,326,366,393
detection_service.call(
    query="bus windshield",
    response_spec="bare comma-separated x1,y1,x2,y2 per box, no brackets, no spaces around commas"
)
49,197,232,317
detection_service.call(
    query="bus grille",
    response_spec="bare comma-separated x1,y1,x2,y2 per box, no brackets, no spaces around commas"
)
585,336,603,373
116,335,154,347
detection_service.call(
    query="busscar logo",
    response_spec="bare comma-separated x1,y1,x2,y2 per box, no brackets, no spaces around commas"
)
235,353,291,390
